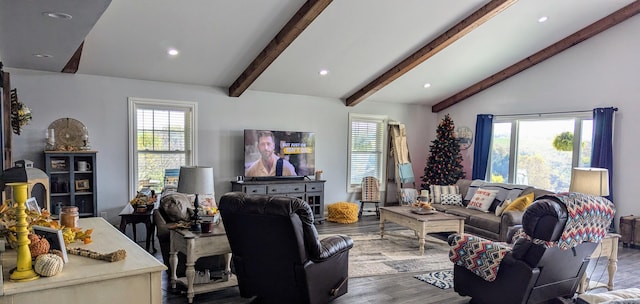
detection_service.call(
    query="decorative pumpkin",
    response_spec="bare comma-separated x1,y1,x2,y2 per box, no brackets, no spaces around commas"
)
28,233,50,258
34,253,64,277
50,249,65,260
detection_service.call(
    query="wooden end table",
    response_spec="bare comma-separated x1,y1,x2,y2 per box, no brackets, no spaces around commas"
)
119,209,156,253
379,206,464,255
169,224,237,304
577,233,620,293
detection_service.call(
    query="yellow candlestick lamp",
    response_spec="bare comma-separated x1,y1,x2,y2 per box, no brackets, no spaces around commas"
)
7,182,40,282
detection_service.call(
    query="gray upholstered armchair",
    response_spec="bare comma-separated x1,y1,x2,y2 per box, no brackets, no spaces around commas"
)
219,192,354,304
153,192,225,278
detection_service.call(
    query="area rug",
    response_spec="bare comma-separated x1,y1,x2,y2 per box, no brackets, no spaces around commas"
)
414,270,454,289
322,230,453,278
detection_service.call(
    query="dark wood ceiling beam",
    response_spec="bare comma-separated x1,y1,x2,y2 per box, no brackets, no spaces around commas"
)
61,41,84,73
228,0,333,97
432,0,640,113
345,0,517,107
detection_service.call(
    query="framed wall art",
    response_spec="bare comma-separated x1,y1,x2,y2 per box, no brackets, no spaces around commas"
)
33,225,68,262
25,197,41,214
75,179,90,191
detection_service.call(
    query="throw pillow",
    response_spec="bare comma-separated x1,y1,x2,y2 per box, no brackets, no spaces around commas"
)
429,185,459,204
159,192,192,222
494,199,512,216
441,193,463,206
503,192,535,212
466,188,499,212
464,180,486,201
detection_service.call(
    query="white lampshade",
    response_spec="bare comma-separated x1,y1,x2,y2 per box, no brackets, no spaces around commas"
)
569,167,609,196
177,166,214,195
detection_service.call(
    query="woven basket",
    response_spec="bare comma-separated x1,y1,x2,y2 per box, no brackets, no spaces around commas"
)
327,202,359,224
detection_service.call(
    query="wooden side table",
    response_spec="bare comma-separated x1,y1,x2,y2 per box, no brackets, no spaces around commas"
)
577,233,620,293
169,225,236,304
119,209,156,253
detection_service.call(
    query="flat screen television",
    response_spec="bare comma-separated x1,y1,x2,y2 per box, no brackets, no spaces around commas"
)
244,129,315,180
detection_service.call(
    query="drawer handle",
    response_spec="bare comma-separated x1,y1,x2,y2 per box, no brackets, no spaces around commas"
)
271,189,276,192
310,187,317,190
251,189,258,193
294,188,300,191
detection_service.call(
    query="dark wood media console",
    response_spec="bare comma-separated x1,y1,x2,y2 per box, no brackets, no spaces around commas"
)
230,179,326,223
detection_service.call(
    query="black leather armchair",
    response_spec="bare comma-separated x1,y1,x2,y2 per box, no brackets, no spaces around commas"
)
219,192,354,304
448,195,613,304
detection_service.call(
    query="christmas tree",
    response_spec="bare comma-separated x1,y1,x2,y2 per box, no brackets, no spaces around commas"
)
421,114,465,189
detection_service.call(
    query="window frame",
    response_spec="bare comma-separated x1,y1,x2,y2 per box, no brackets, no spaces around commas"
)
489,113,592,191
347,113,388,192
128,97,198,197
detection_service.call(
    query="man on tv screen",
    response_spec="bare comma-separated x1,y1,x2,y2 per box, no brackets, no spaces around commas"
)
245,131,297,177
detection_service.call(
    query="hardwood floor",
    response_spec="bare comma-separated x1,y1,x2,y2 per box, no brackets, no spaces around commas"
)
160,215,640,304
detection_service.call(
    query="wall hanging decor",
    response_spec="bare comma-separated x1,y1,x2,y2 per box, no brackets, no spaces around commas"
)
10,89,32,135
47,118,90,151
455,126,473,150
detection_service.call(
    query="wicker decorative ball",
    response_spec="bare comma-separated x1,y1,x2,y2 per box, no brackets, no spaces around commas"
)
327,202,359,224
28,233,51,259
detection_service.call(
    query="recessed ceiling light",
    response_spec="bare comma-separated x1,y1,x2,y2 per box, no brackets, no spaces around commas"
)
42,12,73,20
319,69,329,76
538,16,548,23
167,48,179,56
423,83,432,88
33,54,53,58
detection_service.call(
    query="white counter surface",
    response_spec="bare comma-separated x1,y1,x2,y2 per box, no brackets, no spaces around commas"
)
1,217,166,303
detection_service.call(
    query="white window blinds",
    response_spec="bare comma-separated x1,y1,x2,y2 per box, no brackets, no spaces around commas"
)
129,98,196,195
348,114,387,190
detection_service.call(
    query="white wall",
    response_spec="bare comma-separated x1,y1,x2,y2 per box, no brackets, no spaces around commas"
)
7,69,437,224
441,15,640,228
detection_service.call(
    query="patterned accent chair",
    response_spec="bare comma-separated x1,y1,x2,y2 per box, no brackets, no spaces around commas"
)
448,194,614,304
219,192,354,304
359,176,381,218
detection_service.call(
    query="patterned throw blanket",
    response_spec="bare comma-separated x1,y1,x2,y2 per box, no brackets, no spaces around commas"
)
448,234,511,282
549,192,615,250
449,193,615,281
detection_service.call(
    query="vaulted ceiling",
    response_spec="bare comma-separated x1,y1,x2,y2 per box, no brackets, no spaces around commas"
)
1,0,638,112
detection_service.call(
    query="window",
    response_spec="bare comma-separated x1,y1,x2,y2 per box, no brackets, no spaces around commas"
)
489,115,592,192
347,113,387,191
128,98,197,196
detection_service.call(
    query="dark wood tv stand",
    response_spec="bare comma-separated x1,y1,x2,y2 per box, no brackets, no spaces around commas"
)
230,179,326,224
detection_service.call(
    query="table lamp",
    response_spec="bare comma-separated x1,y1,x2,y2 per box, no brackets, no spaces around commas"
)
177,166,214,231
569,167,609,196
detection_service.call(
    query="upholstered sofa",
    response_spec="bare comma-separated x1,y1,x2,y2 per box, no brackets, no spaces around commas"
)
431,179,553,242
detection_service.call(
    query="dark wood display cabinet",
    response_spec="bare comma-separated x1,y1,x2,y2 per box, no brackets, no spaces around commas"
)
44,151,97,217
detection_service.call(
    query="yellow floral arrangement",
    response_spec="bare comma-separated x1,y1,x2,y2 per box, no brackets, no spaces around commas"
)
201,206,219,216
0,201,93,247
